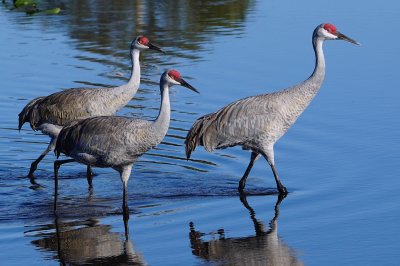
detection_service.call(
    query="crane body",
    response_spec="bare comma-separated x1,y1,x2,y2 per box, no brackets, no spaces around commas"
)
18,36,163,186
185,23,359,195
54,70,199,219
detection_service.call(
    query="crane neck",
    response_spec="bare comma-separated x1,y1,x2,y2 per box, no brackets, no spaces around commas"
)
126,49,141,89
305,36,325,88
280,35,326,118
153,81,171,132
100,48,140,115
288,36,326,97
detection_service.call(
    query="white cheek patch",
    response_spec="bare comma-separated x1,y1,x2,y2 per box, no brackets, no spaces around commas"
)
167,76,179,85
172,79,181,85
320,28,338,39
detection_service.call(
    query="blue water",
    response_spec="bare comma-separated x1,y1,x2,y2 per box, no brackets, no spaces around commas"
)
1,0,400,265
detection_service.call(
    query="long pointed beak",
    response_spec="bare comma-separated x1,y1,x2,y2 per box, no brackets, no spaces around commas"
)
148,42,165,53
337,32,360,45
179,78,199,94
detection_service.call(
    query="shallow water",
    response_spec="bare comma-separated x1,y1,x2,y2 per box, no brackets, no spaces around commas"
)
1,0,400,265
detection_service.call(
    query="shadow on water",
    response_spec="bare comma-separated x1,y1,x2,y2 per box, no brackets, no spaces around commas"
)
0,168,279,223
27,217,145,265
189,194,303,266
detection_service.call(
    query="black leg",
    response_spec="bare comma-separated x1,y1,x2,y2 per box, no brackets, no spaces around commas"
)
28,138,57,184
86,165,93,189
28,152,48,181
54,162,59,213
270,164,288,195
119,165,132,221
122,183,129,221
53,159,75,213
28,149,52,186
238,152,260,192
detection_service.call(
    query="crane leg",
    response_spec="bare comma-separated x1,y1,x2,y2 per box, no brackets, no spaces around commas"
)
238,152,260,192
269,163,287,195
120,165,133,221
28,138,57,184
86,165,93,189
260,148,288,195
53,159,75,213
122,183,129,220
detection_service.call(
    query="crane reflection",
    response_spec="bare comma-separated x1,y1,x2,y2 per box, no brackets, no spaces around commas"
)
28,217,144,265
189,194,303,266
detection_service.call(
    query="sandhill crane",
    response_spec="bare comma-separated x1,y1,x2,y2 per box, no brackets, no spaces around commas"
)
18,35,163,187
185,23,359,195
54,69,199,219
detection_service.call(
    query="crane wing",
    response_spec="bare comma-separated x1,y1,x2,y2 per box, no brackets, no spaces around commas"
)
56,116,153,166
19,88,108,130
185,93,282,158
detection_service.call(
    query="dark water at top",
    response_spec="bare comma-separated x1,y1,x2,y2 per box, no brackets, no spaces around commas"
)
1,0,399,265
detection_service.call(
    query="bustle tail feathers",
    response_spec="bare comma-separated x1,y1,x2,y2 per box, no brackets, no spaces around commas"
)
185,113,218,159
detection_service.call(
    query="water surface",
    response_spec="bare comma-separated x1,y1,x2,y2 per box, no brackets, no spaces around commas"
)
1,0,400,265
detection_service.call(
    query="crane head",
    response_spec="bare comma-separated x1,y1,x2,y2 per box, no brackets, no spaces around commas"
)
164,69,199,93
131,35,165,53
316,23,360,45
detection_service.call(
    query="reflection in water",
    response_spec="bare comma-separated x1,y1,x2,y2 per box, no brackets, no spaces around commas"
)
63,0,254,60
28,218,144,265
189,195,303,266
2,0,256,74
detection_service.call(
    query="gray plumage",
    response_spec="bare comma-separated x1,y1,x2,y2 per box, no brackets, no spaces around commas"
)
53,69,199,219
18,35,163,185
185,23,360,194
56,116,159,168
